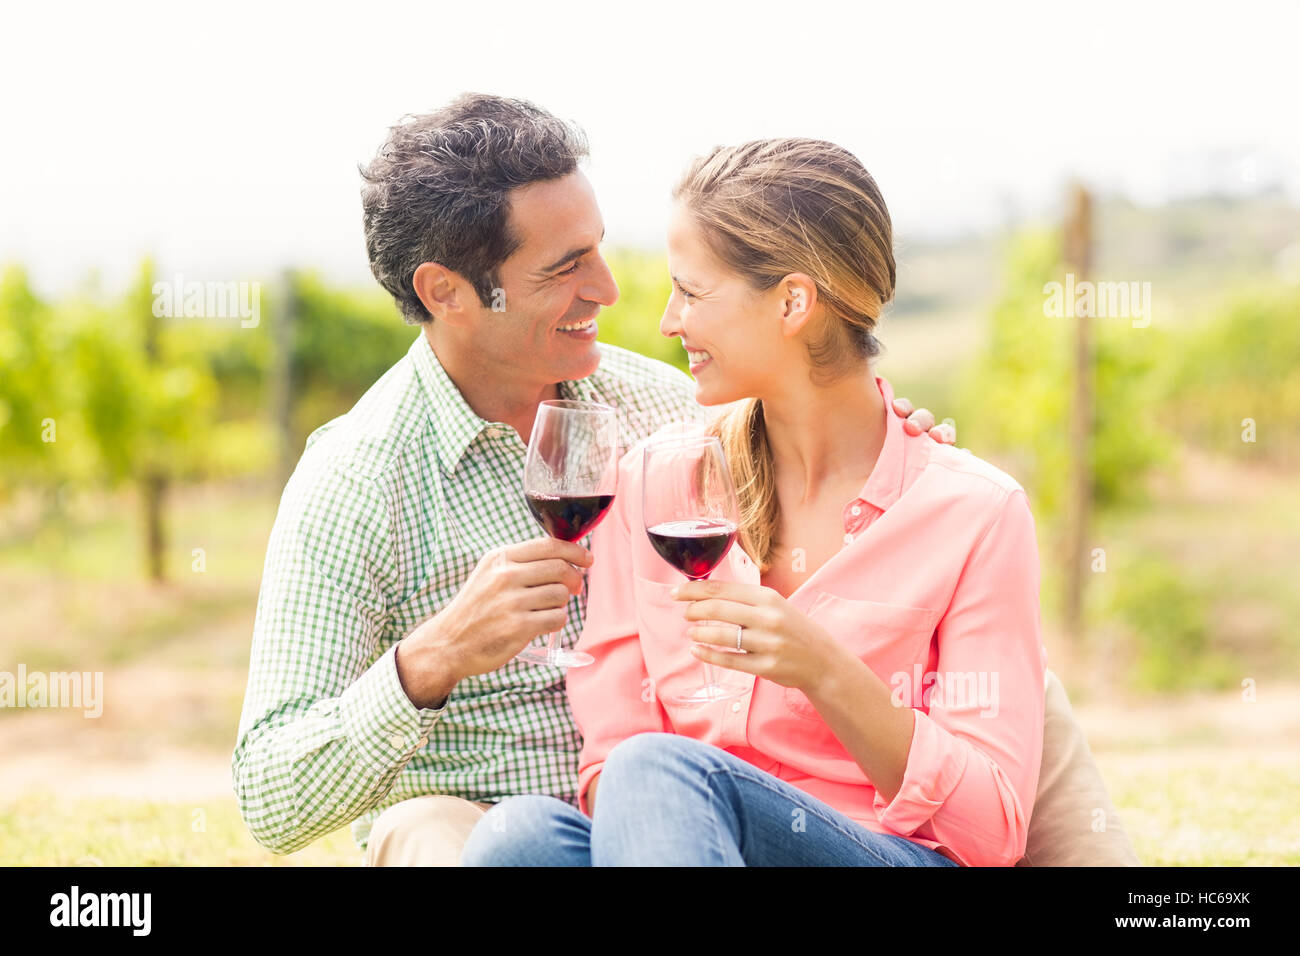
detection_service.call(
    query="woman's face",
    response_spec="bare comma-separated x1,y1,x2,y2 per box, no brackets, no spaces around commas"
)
661,204,788,406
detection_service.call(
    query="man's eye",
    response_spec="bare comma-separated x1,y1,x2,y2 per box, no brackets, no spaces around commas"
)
557,261,580,277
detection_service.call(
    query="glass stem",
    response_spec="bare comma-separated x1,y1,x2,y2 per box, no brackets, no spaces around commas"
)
698,571,719,689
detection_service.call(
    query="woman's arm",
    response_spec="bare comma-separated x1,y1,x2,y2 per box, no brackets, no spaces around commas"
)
861,489,1045,866
683,487,1045,866
801,652,917,803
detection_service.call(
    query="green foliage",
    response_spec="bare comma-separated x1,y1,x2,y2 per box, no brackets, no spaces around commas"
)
0,265,91,497
1160,283,1300,463
598,250,686,373
956,230,1173,523
0,266,52,469
70,260,220,486
66,300,143,483
162,311,277,480
1101,553,1240,692
288,271,414,445
169,308,272,423
0,259,233,555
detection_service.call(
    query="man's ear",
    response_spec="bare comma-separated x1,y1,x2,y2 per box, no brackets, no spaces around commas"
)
777,273,819,338
413,262,475,325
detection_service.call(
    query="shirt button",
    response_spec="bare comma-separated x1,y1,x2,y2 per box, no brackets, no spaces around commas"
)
843,533,855,545
850,504,863,516
388,734,406,749
417,736,429,748
731,701,741,713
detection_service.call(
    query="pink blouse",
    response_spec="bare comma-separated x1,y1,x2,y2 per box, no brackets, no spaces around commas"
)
567,376,1047,867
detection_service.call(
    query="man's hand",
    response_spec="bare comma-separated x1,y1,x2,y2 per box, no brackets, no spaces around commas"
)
892,397,956,444
394,538,593,709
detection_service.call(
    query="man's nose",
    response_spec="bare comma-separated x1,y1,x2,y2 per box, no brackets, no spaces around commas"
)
580,253,620,308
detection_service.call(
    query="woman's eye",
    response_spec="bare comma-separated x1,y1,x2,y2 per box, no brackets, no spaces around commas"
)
677,285,695,301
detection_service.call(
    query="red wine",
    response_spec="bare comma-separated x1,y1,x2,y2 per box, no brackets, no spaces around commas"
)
526,493,615,541
646,518,738,579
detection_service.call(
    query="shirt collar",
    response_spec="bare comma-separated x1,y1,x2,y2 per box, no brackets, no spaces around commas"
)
409,331,607,474
857,375,912,513
409,332,484,473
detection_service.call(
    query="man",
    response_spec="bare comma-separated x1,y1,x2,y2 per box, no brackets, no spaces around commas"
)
232,93,1138,867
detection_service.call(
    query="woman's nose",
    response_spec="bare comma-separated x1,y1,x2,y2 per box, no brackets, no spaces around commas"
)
660,295,682,339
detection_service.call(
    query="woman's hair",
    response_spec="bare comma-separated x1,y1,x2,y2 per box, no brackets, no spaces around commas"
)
673,138,896,571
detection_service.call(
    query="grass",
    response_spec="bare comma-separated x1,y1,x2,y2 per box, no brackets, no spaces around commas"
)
3,736,1294,866
1102,754,1300,866
0,792,360,866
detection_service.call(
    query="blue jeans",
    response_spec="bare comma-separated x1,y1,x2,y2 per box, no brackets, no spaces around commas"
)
461,733,960,866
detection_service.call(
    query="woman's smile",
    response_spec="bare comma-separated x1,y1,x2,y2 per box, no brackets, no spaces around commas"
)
684,345,713,374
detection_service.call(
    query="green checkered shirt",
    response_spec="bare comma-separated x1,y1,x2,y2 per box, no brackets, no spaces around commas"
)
233,331,705,853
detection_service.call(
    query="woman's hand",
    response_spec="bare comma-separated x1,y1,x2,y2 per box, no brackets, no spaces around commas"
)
672,580,851,694
674,578,916,804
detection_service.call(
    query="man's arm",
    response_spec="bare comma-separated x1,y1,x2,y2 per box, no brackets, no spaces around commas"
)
232,462,440,855
232,459,593,854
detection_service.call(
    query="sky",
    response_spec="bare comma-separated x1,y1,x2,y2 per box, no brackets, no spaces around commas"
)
2,0,1297,297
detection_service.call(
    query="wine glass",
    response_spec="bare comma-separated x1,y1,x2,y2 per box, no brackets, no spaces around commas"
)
642,435,747,705
517,399,620,668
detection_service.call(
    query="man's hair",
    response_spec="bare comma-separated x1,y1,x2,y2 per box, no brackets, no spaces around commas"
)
359,93,589,324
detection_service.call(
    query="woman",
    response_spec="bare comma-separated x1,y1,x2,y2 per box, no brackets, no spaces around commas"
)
462,138,1046,867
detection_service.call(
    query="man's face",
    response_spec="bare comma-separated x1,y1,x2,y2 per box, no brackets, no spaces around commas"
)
471,170,619,387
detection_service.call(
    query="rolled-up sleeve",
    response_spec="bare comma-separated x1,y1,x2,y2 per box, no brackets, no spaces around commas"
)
873,488,1046,867
567,449,672,814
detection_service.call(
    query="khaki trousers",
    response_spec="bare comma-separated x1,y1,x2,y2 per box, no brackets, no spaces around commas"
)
363,796,492,867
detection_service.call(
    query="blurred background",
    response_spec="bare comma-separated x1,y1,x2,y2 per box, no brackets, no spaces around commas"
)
1,1,1297,864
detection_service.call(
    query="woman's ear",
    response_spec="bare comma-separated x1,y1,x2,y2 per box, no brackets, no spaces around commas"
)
777,273,819,338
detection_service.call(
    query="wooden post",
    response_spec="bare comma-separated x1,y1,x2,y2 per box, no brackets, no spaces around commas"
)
272,269,297,491
141,260,167,584
1062,183,1094,648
